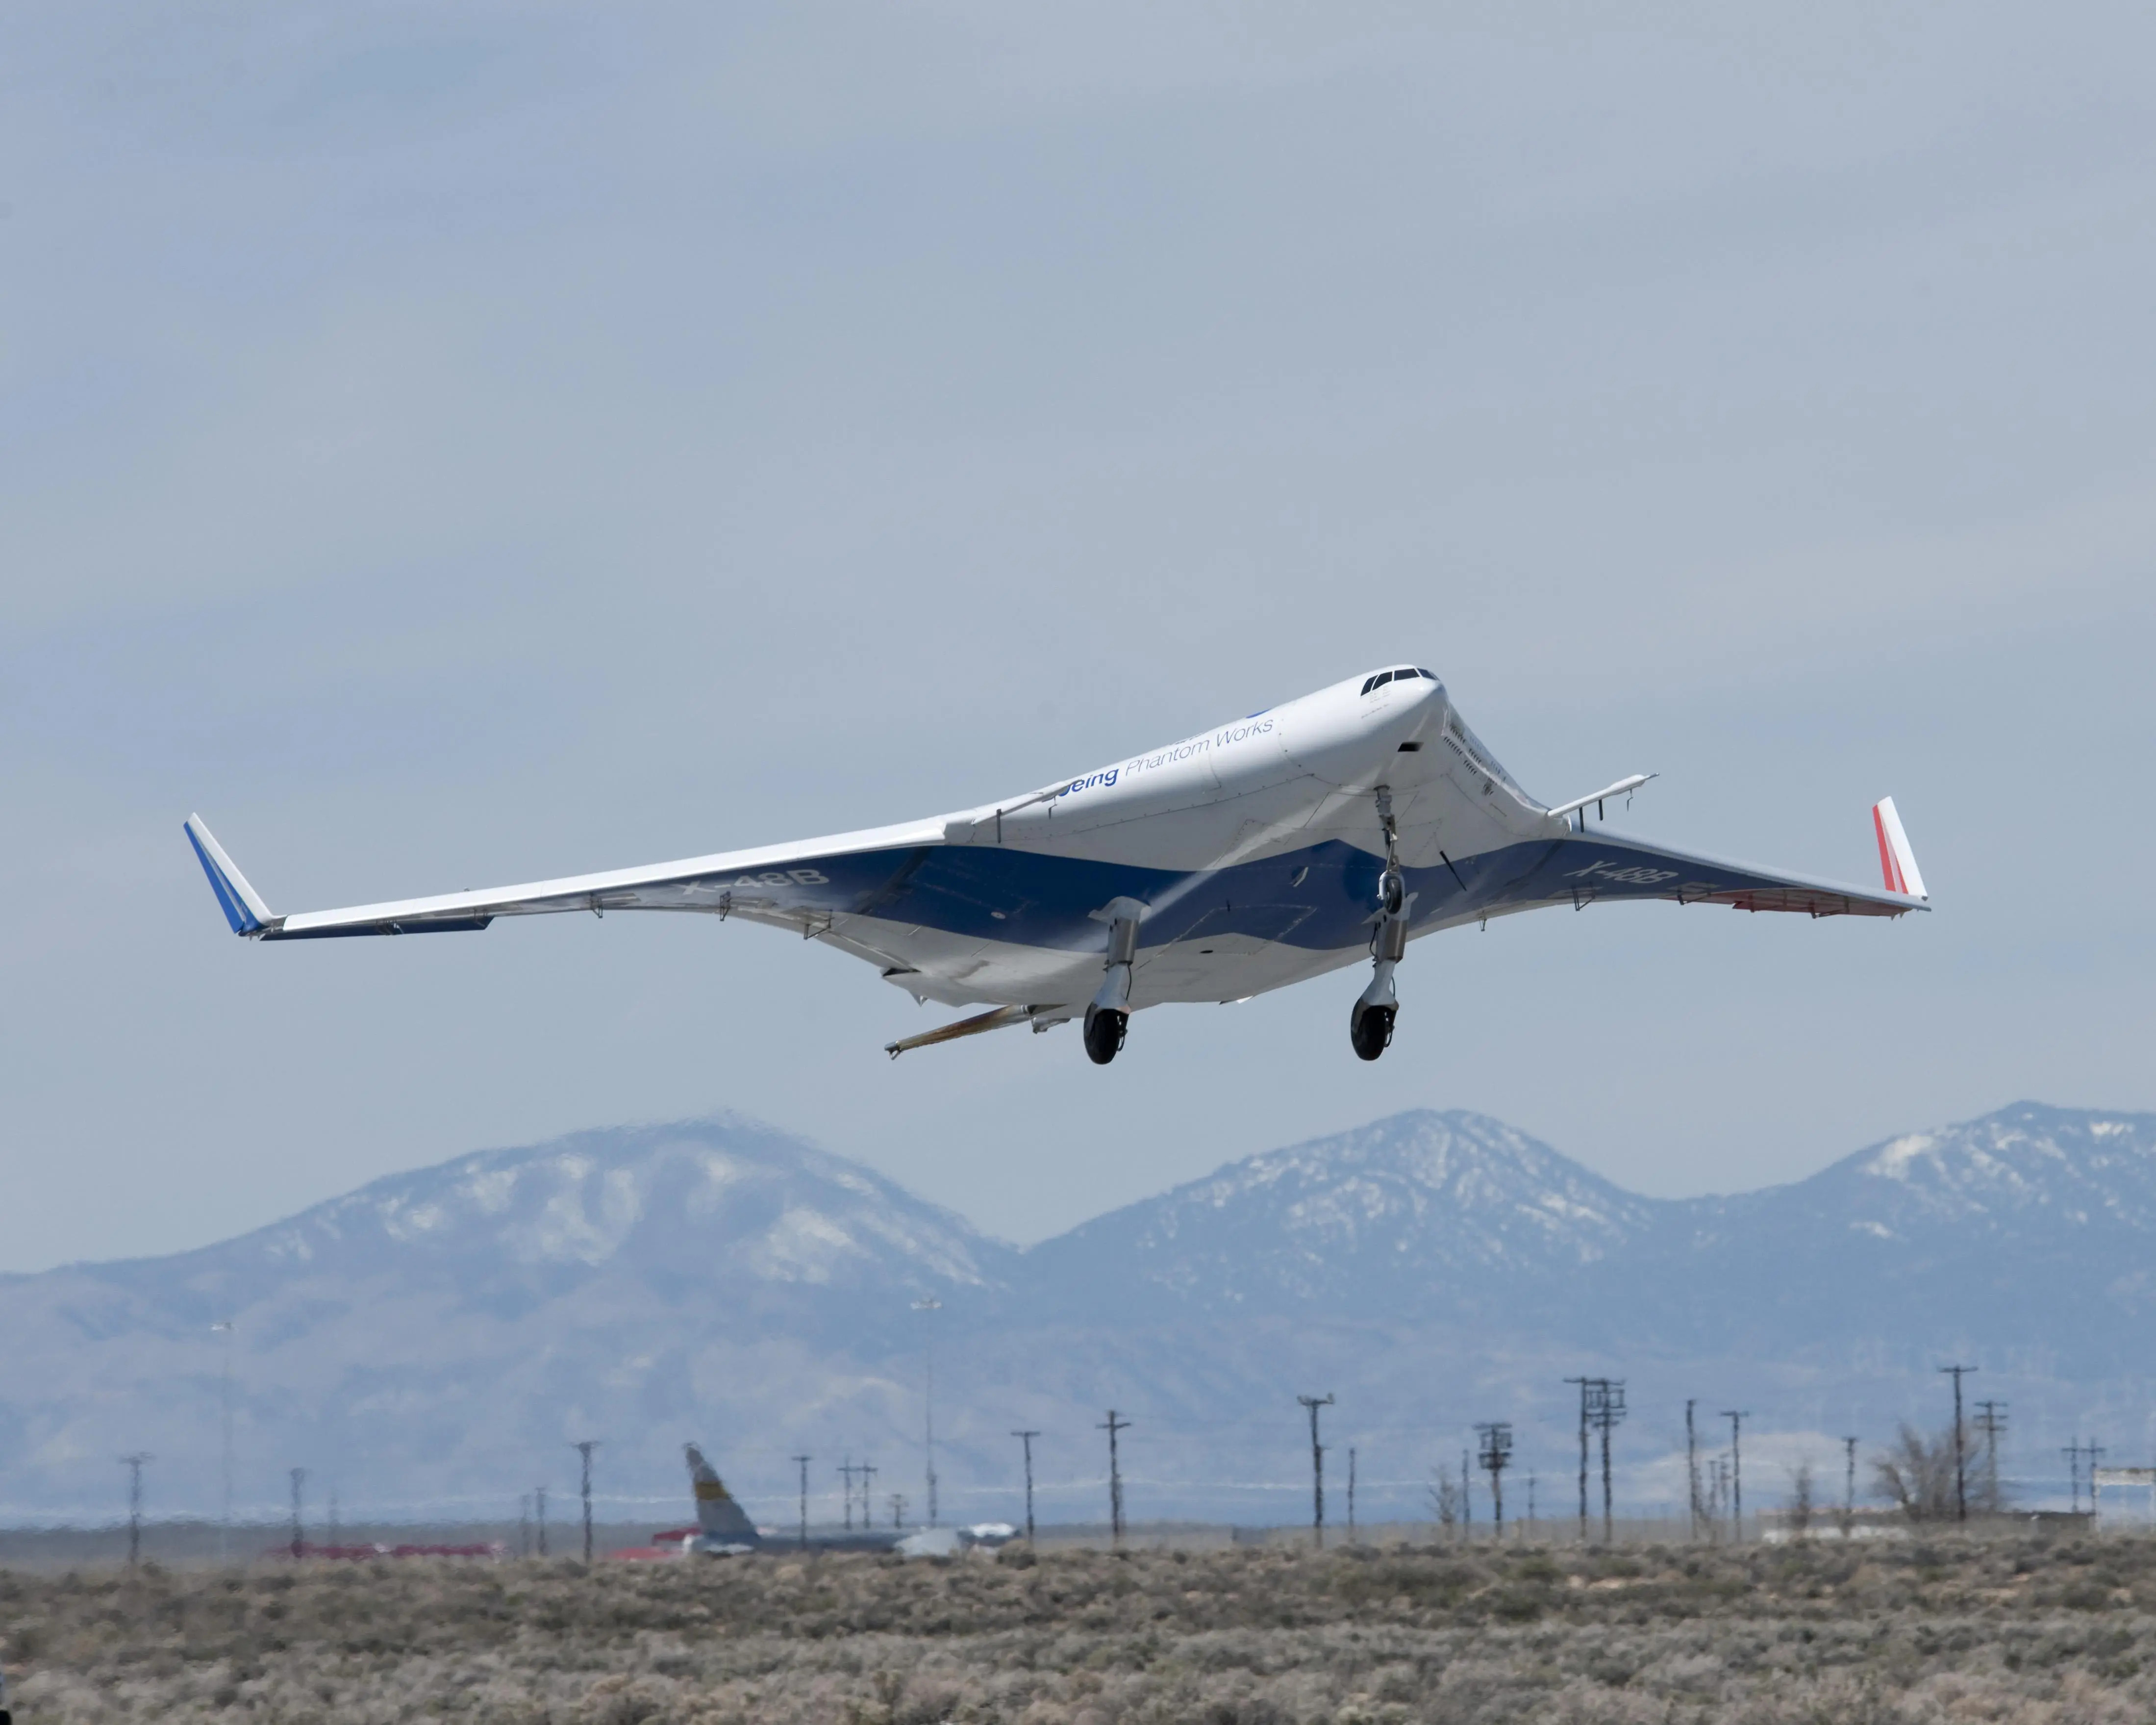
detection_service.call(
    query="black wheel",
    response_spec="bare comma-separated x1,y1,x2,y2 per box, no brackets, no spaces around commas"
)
1350,1003,1395,1062
1083,1006,1128,1065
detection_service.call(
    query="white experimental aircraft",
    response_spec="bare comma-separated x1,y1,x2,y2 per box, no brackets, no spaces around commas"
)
186,663,1929,1065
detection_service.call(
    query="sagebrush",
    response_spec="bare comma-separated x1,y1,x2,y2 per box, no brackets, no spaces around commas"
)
7,1533,2156,1722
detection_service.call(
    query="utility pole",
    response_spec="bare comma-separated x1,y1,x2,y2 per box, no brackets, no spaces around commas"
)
890,1493,907,1529
520,1494,532,1559
212,1319,235,1565
1719,1412,1747,1542
1974,1401,2007,1515
1527,1472,1537,1539
289,1466,307,1561
120,1453,152,1567
1099,1411,1130,1550
1686,1400,1701,1542
1939,1365,1975,1522
1347,1447,1358,1542
536,1484,548,1557
572,1441,599,1563
1012,1431,1040,1544
840,1460,858,1532
792,1454,812,1550
1592,1382,1627,1545
1842,1437,1859,1539
860,1462,878,1530
2064,1438,2081,1514
1564,1377,1591,1543
1298,1394,1335,1548
1476,1423,1514,1533
913,1295,942,1527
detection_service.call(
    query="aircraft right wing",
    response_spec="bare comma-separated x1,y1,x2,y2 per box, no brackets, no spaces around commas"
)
183,812,948,941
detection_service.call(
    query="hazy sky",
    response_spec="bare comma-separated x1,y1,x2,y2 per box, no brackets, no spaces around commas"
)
5,2,2153,1275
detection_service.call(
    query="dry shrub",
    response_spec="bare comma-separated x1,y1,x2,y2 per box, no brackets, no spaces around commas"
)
3,1536,2156,1722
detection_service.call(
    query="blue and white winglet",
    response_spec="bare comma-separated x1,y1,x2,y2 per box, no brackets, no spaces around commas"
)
184,815,280,937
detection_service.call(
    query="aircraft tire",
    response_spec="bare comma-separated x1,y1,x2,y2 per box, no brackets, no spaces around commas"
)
1350,1003,1395,1062
1083,1006,1128,1065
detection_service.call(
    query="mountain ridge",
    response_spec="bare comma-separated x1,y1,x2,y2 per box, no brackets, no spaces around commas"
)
3,1099,2154,1523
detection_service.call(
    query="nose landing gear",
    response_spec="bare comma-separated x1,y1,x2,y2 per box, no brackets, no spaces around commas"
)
1353,786,1412,1062
1350,998,1396,1061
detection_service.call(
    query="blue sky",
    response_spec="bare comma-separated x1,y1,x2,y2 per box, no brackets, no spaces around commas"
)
4,2,2153,1273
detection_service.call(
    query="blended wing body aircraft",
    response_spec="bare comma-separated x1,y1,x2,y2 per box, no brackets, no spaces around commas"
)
186,664,1929,1064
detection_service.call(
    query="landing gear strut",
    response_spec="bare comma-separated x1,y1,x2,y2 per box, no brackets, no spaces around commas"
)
1084,896,1146,1066
1352,786,1411,1062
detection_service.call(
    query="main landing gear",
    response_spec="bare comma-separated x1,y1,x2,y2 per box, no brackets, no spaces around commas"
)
1352,786,1412,1062
1084,896,1146,1066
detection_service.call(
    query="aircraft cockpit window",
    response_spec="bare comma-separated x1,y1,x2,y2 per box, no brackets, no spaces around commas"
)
1393,667,1420,680
1416,668,1436,681
1362,670,1394,695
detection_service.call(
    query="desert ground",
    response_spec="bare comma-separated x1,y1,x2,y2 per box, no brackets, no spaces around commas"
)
6,1533,2156,1723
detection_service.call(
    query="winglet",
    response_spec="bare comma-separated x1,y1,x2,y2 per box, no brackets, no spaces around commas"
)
184,815,276,935
1871,797,1928,900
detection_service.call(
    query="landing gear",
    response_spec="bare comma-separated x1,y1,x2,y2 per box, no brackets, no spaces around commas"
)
1353,784,1411,1063
1083,895,1147,1067
1350,1000,1395,1061
1084,1005,1129,1065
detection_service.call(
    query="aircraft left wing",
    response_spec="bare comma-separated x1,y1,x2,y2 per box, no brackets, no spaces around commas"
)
182,812,947,942
1449,797,1930,922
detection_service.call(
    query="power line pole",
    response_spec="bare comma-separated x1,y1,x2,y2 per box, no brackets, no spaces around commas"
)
120,1453,151,1567
913,1295,942,1527
792,1454,812,1550
1347,1447,1357,1542
1685,1400,1701,1542
289,1467,307,1561
1938,1364,1975,1522
1842,1436,1859,1539
1564,1378,1591,1543
519,1494,532,1559
1011,1430,1040,1544
860,1462,878,1531
839,1459,858,1532
212,1319,235,1566
1099,1411,1130,1550
890,1492,907,1529
535,1484,548,1557
1591,1383,1626,1545
1476,1423,1514,1534
1973,1401,2007,1515
572,1441,600,1563
1719,1411,1747,1543
1298,1394,1335,1548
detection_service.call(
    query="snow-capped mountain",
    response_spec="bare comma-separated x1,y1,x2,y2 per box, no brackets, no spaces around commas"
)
1017,1109,1657,1322
0,1116,1007,1523
3,1101,2153,1525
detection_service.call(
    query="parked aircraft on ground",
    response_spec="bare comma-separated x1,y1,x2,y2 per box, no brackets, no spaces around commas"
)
186,664,1928,1064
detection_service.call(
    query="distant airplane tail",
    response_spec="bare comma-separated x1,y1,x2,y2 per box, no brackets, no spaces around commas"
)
684,1444,761,1547
1871,797,1929,901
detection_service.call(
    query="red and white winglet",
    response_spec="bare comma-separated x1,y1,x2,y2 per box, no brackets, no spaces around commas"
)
1872,797,1929,900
